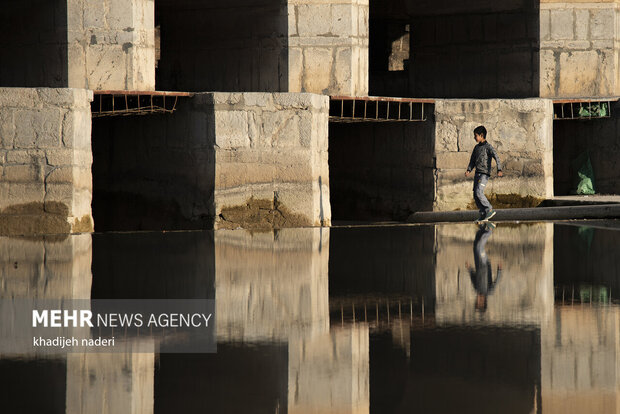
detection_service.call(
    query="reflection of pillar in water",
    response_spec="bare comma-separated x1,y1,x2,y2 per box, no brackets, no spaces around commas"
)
0,234,92,299
0,234,93,357
434,223,554,325
66,341,155,414
215,228,330,342
541,306,620,414
288,324,370,414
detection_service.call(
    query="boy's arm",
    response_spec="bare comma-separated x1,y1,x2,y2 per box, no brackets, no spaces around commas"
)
466,151,475,174
489,145,503,174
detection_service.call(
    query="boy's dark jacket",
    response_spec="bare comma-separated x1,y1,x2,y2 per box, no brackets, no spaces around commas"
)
467,141,502,176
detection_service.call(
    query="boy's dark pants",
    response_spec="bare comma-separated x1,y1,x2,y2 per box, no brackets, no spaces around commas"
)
473,172,492,217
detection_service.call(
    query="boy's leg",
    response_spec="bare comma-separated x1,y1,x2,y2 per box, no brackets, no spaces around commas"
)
475,173,493,215
473,174,485,218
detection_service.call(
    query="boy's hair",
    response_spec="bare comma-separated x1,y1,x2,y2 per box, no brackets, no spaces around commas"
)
473,125,487,139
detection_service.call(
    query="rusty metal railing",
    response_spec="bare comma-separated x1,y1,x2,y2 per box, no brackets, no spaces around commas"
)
92,90,193,118
329,96,434,123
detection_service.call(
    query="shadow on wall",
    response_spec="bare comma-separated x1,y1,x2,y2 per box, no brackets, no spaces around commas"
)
155,0,288,92
553,101,620,196
370,0,540,98
91,98,215,232
0,0,68,87
329,118,435,222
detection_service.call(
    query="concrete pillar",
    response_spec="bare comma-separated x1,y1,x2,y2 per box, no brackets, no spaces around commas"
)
288,325,370,414
215,227,329,342
540,1,620,97
67,0,155,91
0,88,93,235
288,0,369,96
541,306,620,413
66,348,155,414
210,92,331,229
434,99,554,211
434,223,554,326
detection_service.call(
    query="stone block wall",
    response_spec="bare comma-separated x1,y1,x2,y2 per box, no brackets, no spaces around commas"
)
68,0,155,91
288,0,369,96
92,92,330,231
329,120,435,221
434,99,554,211
540,1,620,97
212,93,330,229
0,88,93,235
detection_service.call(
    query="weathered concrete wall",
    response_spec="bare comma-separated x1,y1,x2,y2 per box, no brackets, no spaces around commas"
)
93,92,329,231
553,107,620,195
215,228,329,342
288,325,369,414
434,99,554,211
0,0,68,87
408,0,540,98
67,0,155,91
156,0,288,92
434,223,555,326
329,121,434,221
288,0,369,96
212,93,330,229
540,1,620,97
541,306,620,414
0,88,93,235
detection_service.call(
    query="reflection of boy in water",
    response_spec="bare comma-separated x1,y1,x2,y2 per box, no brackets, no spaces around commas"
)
466,223,502,312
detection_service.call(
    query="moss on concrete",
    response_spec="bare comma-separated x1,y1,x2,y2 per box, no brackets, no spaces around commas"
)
0,202,93,236
466,193,545,210
217,197,313,230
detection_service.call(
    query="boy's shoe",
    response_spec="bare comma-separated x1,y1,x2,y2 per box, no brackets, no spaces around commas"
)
483,209,496,221
485,222,496,230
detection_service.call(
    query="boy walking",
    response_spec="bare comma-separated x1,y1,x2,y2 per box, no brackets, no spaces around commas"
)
465,126,503,221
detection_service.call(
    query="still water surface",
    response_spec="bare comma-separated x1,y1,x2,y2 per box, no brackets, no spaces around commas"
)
1,221,619,413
